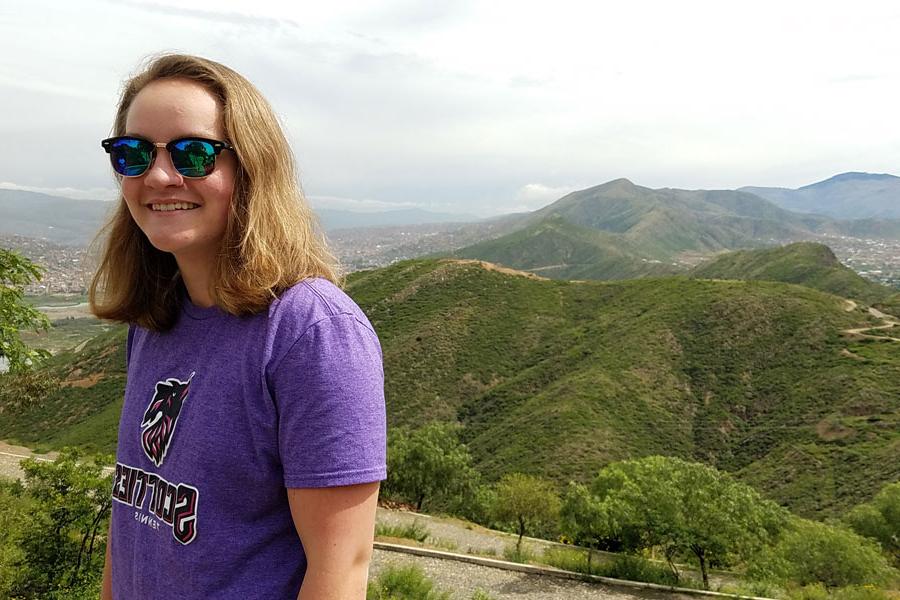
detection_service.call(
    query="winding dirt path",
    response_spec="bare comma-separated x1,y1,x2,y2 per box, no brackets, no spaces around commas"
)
842,305,900,342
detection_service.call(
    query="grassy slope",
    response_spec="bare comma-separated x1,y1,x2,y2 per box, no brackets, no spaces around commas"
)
450,216,682,280
347,260,899,518
0,326,127,454
3,260,897,519
690,242,897,306
448,182,837,280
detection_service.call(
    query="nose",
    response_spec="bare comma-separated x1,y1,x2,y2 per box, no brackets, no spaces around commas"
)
143,145,184,188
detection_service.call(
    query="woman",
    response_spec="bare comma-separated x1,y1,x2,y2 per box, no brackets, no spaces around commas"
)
92,54,386,599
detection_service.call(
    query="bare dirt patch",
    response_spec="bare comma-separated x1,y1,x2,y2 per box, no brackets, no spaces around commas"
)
441,259,549,280
815,418,855,442
63,373,103,388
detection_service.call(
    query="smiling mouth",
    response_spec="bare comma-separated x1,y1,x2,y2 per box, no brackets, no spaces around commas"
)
151,202,200,212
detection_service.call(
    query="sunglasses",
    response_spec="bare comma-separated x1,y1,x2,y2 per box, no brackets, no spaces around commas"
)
101,136,234,178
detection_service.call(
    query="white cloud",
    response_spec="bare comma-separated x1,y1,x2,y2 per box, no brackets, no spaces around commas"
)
2,0,900,216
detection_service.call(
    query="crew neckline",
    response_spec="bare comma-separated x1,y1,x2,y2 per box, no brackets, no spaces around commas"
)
181,294,225,320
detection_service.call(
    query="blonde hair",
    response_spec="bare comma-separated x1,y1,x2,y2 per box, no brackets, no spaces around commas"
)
90,54,340,331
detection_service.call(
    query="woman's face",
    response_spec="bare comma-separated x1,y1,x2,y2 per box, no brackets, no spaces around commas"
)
122,78,237,266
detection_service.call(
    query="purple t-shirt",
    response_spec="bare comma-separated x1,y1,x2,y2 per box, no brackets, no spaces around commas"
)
110,278,387,599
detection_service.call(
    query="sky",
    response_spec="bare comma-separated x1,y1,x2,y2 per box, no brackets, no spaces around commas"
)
2,0,900,216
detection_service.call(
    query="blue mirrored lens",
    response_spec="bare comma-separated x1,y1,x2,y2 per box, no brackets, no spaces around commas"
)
110,138,152,176
170,139,216,177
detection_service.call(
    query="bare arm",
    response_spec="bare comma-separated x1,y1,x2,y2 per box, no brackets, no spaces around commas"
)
288,481,380,600
100,520,112,600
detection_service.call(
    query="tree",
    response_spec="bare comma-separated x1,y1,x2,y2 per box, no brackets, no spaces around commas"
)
574,455,787,588
747,518,899,588
12,447,113,597
561,481,625,571
0,248,50,373
490,473,560,553
385,422,479,512
844,481,900,564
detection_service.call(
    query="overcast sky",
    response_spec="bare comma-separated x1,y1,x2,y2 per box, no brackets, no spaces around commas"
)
2,0,900,216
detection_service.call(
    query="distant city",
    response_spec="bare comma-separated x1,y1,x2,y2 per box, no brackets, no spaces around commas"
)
4,229,898,296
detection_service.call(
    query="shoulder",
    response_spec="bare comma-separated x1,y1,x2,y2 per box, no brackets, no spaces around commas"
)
265,278,380,369
269,277,374,334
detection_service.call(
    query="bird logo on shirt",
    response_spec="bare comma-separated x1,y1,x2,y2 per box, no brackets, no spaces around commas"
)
140,372,195,467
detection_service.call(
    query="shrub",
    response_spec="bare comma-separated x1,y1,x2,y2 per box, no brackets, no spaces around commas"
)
367,564,451,600
844,482,900,563
747,519,898,588
375,520,430,543
597,555,695,588
502,542,534,564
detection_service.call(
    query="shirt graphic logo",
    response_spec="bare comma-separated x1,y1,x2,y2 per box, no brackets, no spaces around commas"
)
141,372,195,467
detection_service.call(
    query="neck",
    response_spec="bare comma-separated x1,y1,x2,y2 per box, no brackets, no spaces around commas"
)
176,256,215,308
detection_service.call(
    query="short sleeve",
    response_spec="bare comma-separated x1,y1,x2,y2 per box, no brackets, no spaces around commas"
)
269,313,387,488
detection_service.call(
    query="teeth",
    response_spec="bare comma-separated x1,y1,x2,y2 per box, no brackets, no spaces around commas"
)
151,202,199,211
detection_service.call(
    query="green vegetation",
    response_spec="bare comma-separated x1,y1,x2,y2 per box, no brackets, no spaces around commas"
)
690,242,896,304
0,325,127,453
501,542,534,564
5,258,899,521
367,564,497,600
347,259,898,519
376,520,430,543
747,518,898,588
451,215,681,280
490,473,560,553
447,178,881,280
384,422,480,512
844,481,900,564
562,455,787,589
0,448,112,599
1,248,51,372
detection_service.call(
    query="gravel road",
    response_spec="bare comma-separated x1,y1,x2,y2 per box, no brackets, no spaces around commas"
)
370,548,700,600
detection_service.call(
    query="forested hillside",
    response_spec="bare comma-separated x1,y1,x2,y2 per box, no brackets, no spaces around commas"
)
6,259,897,520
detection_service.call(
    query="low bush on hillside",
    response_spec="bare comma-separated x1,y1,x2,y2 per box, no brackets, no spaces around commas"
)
367,564,496,600
375,520,430,543
843,481,900,565
747,518,899,589
501,542,534,564
780,583,895,600
367,564,451,600
600,555,703,589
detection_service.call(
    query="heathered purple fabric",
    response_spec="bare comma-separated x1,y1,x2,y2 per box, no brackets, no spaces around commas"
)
109,278,386,599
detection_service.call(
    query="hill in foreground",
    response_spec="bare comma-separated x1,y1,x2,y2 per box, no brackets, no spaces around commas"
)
3,260,898,520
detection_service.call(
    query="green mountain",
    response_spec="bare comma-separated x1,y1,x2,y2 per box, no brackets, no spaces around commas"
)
450,215,681,280
446,179,887,280
4,260,898,520
448,179,900,280
520,178,828,258
690,242,897,306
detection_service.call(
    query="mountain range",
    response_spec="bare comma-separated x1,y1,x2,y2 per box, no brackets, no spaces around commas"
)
447,177,900,280
742,172,900,219
2,172,899,251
